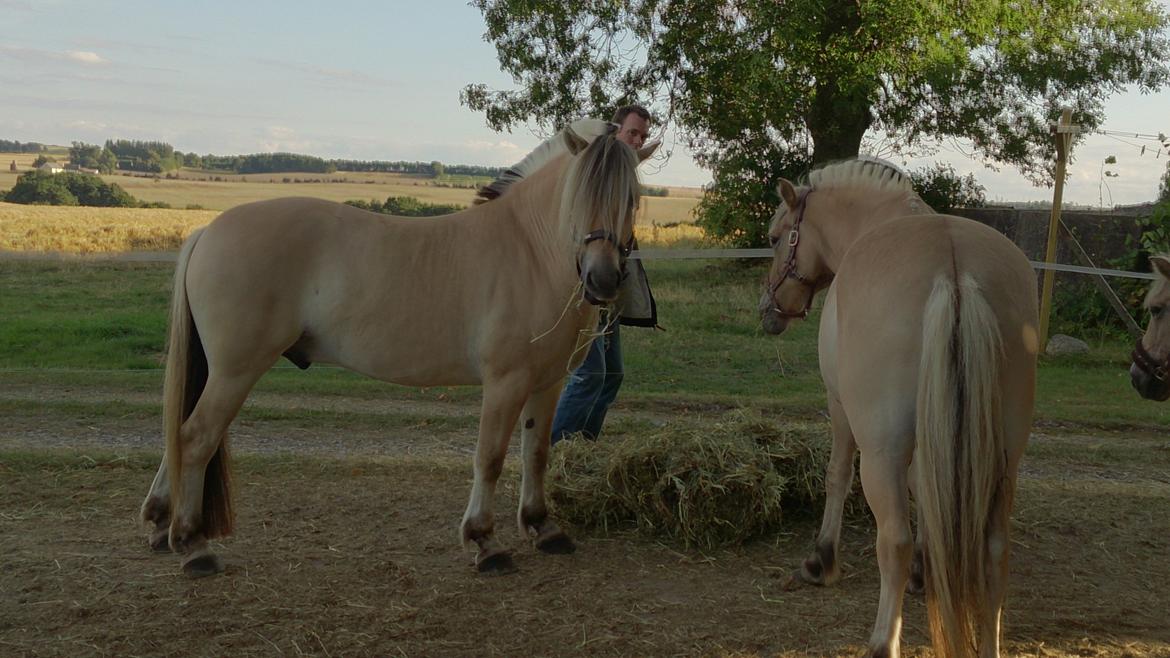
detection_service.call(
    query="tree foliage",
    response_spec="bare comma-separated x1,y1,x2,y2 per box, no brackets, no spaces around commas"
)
908,162,987,213
3,170,139,207
344,196,465,217
464,0,1169,245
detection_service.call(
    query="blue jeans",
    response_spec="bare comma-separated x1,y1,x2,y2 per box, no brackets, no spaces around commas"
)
550,321,623,445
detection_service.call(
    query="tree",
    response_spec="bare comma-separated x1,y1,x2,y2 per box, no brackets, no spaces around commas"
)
463,0,1169,244
431,161,445,178
908,162,987,213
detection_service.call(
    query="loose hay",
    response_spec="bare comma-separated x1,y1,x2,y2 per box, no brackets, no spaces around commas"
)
547,410,863,549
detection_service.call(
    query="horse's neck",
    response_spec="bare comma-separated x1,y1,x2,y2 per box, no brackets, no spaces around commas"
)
488,157,576,274
819,192,927,271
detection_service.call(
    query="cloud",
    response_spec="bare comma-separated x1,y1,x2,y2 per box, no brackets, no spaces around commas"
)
251,57,395,88
0,45,108,67
65,50,106,65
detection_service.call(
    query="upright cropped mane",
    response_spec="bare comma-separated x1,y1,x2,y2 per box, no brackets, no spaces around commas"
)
807,156,933,214
475,119,614,204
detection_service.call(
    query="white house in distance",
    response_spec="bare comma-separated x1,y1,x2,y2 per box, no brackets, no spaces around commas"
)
38,162,64,174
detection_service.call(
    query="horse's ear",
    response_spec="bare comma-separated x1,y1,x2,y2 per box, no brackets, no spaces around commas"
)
777,179,800,210
636,140,661,162
564,128,589,155
1152,255,1170,280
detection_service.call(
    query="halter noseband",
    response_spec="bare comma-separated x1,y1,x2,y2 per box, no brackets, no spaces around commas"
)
767,189,818,319
579,229,633,306
1132,338,1170,381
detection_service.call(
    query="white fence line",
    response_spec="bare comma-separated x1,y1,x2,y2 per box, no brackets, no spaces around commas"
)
2,249,1158,280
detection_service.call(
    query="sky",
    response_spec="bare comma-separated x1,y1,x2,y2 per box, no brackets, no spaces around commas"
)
2,0,1168,207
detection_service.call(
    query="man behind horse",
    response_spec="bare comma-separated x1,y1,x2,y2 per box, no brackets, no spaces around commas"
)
551,104,659,445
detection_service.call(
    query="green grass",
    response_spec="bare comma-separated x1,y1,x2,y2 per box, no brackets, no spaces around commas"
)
2,258,1168,431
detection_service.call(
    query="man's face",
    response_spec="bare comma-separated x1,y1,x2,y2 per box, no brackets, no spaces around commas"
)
615,113,650,149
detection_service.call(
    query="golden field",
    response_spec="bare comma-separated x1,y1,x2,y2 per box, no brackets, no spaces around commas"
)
2,152,702,226
0,203,218,253
0,202,704,254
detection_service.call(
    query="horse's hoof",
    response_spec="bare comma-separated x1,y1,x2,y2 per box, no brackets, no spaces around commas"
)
476,550,518,575
535,531,576,555
780,567,822,591
149,529,171,553
182,553,224,578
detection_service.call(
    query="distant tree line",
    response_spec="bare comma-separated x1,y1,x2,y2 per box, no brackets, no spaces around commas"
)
1,170,164,208
344,196,465,216
11,136,509,178
331,159,504,178
1,139,47,153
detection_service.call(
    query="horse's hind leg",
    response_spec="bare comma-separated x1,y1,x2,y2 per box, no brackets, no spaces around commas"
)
517,382,574,555
860,451,913,658
461,375,528,574
788,395,855,588
170,369,264,577
141,458,172,552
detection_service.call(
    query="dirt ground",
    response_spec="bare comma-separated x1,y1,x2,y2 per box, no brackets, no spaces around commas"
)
3,385,1170,657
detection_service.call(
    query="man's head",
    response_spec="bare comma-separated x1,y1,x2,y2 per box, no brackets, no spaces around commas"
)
611,105,651,149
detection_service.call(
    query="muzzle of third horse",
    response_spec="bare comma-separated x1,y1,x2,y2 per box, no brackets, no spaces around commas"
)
1130,361,1170,401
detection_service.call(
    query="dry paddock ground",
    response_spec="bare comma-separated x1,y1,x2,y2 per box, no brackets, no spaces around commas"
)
2,383,1170,657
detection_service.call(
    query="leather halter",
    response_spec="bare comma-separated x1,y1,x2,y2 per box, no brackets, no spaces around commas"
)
579,229,633,306
767,189,819,319
1131,337,1170,381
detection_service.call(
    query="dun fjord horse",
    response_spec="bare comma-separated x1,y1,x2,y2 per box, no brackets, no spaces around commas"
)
759,159,1038,658
140,120,659,577
1130,255,1170,400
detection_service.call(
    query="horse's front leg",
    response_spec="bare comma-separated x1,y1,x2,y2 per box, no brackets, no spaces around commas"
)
461,375,528,574
517,381,575,554
140,456,172,552
787,395,856,589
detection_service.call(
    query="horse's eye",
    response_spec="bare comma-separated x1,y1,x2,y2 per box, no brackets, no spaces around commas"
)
1152,305,1164,317
768,234,780,248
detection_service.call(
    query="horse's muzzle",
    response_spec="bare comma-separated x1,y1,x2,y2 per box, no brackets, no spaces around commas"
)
582,264,621,304
759,293,789,335
1130,362,1170,401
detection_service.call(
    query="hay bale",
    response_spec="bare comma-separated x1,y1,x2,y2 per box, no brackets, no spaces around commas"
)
547,410,854,549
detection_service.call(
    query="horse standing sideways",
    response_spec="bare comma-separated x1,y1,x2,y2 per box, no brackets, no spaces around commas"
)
759,159,1039,658
1130,255,1170,400
139,120,659,577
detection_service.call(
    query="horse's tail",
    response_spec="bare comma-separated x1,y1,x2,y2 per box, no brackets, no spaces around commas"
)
916,272,1006,658
164,228,234,539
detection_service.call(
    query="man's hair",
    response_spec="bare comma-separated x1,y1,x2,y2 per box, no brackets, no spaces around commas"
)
611,104,651,125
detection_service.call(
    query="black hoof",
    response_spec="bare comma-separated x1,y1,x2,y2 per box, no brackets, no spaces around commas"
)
535,532,576,555
149,529,171,553
476,550,518,575
182,553,224,578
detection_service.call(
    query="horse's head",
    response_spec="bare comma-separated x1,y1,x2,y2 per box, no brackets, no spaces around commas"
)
760,178,832,335
1131,255,1170,400
561,126,659,304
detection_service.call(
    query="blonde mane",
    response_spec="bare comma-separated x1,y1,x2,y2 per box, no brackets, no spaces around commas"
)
808,156,933,214
557,132,640,246
475,119,614,204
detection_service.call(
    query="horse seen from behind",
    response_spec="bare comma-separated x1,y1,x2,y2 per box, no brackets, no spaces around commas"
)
139,119,659,577
1130,255,1170,400
759,158,1039,658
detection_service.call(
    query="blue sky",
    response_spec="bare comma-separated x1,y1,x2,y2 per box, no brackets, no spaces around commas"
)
2,0,1168,206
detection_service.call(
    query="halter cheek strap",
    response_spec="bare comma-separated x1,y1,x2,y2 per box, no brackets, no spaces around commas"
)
767,190,818,319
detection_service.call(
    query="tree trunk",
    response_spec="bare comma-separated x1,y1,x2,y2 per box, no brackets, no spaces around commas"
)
805,82,872,166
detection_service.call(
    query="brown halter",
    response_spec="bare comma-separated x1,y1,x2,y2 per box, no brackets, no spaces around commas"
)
579,229,633,306
767,189,819,319
1131,338,1170,381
